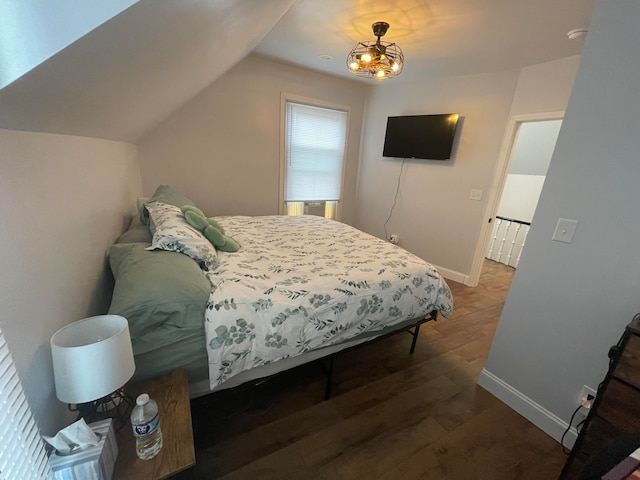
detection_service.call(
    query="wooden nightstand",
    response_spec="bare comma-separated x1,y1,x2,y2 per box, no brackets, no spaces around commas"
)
114,369,195,480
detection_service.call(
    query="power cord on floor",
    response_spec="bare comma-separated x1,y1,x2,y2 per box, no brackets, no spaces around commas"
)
561,403,587,454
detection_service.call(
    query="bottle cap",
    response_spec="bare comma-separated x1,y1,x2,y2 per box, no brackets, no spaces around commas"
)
136,393,150,406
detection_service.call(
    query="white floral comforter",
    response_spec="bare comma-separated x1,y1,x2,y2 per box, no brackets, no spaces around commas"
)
204,215,453,389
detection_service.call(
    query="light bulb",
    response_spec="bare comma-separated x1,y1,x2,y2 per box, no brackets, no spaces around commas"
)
376,69,386,78
391,62,399,71
349,61,359,70
362,53,372,63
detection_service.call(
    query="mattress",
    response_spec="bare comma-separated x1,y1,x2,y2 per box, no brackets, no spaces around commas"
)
108,214,453,394
203,215,453,390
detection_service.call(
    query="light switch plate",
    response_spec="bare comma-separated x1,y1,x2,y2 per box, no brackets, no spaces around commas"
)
552,218,578,243
469,189,483,201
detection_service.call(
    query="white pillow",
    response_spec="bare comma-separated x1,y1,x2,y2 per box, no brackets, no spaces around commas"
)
145,201,217,270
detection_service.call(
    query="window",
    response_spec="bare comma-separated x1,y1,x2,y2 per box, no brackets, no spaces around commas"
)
0,329,51,480
281,95,348,220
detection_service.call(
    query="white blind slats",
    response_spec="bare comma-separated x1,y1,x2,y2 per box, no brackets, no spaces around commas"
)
6,375,21,406
285,102,347,203
0,330,51,480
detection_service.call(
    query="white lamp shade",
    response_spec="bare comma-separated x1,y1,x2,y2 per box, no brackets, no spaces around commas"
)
51,315,135,404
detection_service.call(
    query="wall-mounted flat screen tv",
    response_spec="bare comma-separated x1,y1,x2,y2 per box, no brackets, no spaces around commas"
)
382,113,460,160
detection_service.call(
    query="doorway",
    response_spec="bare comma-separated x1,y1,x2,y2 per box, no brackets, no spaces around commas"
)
468,112,564,285
486,118,562,267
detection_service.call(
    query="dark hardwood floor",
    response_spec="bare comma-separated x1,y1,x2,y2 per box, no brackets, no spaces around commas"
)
175,260,567,479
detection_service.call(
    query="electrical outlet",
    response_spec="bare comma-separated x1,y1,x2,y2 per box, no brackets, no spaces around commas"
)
389,234,399,245
578,385,597,409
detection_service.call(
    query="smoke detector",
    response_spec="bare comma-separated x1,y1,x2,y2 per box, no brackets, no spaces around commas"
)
567,28,588,41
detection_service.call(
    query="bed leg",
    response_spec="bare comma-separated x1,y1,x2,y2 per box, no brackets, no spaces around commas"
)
324,356,334,401
409,324,421,354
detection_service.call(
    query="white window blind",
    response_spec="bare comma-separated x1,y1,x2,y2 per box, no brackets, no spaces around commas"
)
0,330,51,480
285,102,347,202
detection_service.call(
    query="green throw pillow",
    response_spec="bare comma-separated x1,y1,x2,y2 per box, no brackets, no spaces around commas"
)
183,209,209,231
140,185,197,225
181,206,240,252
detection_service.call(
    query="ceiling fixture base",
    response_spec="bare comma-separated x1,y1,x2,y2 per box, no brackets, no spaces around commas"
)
567,28,588,40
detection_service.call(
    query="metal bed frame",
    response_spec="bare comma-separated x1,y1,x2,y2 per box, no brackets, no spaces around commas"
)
321,310,439,400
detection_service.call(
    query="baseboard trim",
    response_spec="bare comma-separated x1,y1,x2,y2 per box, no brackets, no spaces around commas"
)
477,368,578,448
433,264,471,286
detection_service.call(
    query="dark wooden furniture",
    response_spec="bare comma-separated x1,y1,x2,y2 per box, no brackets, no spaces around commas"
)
114,369,195,480
560,314,640,480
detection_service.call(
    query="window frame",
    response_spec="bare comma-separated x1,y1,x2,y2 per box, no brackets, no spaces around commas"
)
279,92,350,221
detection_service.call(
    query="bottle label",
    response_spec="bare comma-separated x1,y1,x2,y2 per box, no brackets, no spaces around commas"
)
132,414,159,437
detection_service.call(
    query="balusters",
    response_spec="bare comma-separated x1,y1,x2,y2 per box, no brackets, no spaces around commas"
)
495,220,510,263
515,226,529,268
486,216,531,268
487,217,502,260
504,222,521,265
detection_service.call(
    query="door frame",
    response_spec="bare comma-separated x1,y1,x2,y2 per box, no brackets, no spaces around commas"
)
467,111,565,286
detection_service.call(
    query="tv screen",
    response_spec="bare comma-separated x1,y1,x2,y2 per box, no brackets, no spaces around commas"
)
382,113,460,160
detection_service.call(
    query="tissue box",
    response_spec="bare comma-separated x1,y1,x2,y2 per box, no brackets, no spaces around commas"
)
49,419,118,480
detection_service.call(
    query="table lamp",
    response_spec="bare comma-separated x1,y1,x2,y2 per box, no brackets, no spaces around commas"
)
51,315,136,431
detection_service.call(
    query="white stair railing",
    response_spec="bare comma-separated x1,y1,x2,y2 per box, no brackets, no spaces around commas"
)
486,216,531,268
487,217,502,260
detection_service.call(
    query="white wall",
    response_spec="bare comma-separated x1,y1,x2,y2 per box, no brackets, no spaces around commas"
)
497,174,545,223
480,0,640,445
0,0,137,88
468,58,580,283
137,54,367,226
0,129,141,435
496,119,562,222
508,120,561,177
355,70,520,281
509,55,582,117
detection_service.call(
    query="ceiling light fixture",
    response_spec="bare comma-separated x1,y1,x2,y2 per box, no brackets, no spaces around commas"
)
347,22,404,80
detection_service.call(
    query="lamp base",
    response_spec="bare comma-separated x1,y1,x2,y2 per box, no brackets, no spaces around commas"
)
70,389,134,432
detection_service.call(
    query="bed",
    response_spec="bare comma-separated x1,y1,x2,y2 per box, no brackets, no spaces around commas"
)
108,187,453,398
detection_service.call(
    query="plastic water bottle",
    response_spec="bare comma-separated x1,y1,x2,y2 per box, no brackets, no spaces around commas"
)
130,393,163,460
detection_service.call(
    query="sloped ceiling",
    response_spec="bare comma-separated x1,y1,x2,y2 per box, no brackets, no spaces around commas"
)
0,0,595,144
0,0,296,143
0,0,138,89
